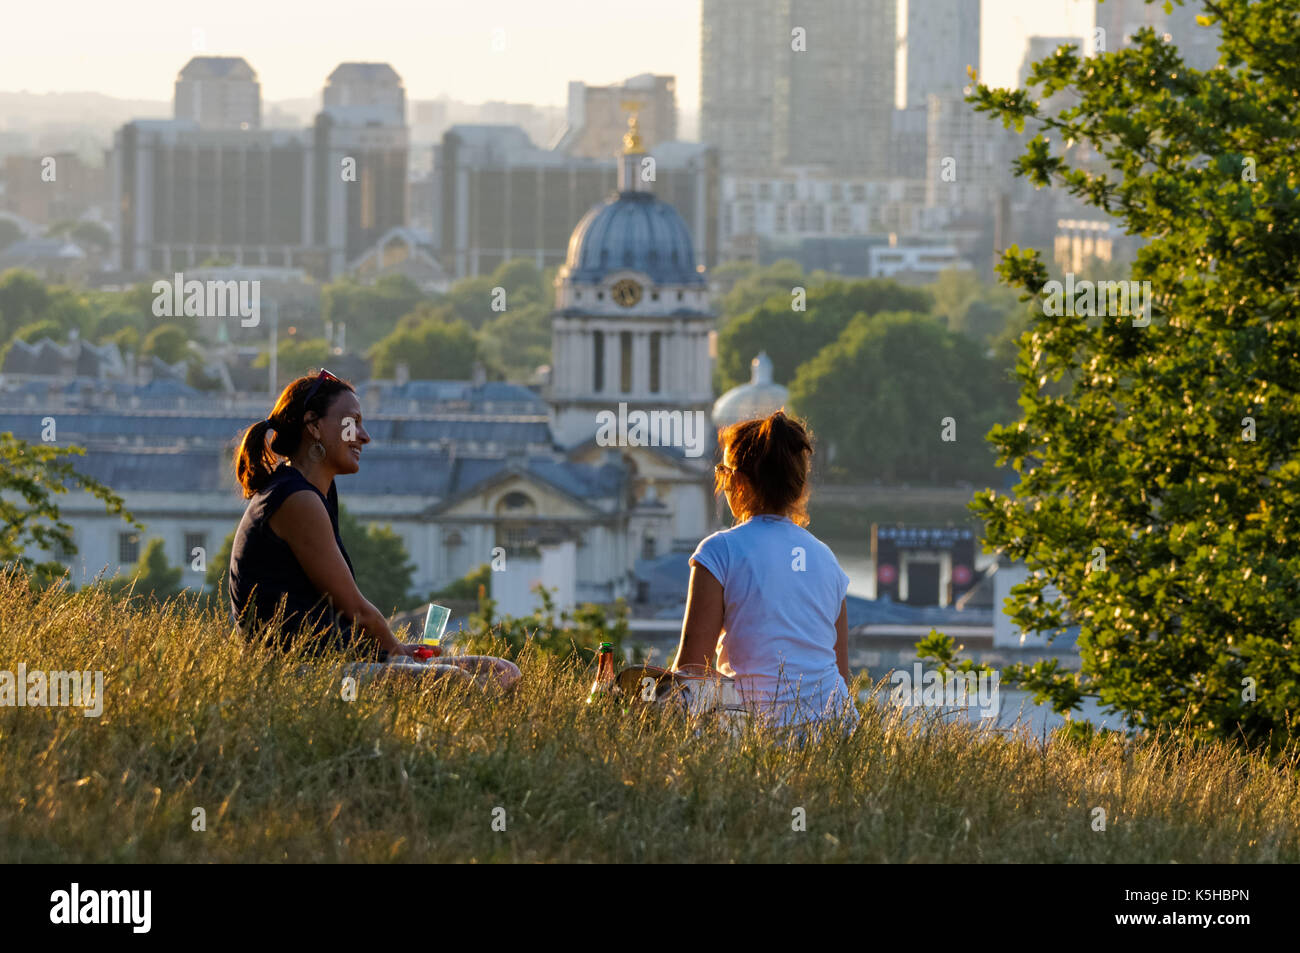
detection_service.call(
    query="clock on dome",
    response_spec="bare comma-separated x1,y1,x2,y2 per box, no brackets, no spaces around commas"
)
611,278,642,308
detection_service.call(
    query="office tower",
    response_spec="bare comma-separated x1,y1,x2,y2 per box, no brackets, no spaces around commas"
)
925,90,1021,214
114,66,408,278
1095,0,1220,71
701,0,895,176
312,109,409,273
896,0,980,110
113,120,304,273
173,56,261,130
433,125,716,280
558,74,678,159
323,63,407,125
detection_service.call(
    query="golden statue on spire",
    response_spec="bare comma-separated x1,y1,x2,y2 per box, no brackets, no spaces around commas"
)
620,98,645,154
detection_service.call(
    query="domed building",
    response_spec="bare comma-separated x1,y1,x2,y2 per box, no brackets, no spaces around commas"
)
712,352,789,429
549,116,714,447
549,113,716,556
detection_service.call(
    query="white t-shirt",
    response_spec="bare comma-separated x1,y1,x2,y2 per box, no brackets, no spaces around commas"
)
690,515,858,729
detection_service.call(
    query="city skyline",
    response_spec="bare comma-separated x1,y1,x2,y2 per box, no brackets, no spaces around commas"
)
1,0,1099,113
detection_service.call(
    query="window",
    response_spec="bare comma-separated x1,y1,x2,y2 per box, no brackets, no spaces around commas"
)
184,532,207,572
118,532,140,565
501,526,532,551
649,332,661,393
495,492,537,517
593,330,604,391
642,534,657,560
620,331,633,393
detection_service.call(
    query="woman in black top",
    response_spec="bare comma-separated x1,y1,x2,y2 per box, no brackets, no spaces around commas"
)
228,370,424,659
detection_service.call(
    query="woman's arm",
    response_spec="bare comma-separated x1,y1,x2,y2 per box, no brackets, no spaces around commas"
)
270,490,415,656
671,563,724,670
835,599,850,684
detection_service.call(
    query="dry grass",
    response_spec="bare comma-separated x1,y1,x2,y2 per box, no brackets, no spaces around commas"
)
1,571,1297,862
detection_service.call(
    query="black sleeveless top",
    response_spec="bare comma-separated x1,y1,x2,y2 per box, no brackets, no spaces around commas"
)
228,464,359,653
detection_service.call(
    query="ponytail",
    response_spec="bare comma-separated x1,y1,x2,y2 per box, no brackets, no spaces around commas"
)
716,409,814,526
235,419,277,499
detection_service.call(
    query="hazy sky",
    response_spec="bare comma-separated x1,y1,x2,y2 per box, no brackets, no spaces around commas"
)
0,0,1095,108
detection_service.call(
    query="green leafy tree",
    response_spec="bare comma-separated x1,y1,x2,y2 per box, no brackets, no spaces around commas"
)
789,311,1014,483
204,530,237,611
69,221,112,254
719,259,810,320
13,319,64,343
105,537,184,605
0,218,22,253
967,0,1300,751
337,505,416,615
368,313,481,380
716,278,933,391
477,304,550,382
442,275,503,330
0,269,50,341
457,583,636,663
429,563,492,602
0,434,140,588
488,258,545,303
107,326,141,356
253,336,331,373
91,308,142,344
321,274,427,352
142,323,189,365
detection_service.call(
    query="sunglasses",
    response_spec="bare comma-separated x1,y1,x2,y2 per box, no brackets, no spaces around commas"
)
302,368,343,413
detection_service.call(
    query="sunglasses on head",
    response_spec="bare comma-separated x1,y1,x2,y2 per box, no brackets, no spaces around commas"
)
301,368,343,413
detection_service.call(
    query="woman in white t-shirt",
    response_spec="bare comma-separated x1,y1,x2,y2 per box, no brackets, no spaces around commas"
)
672,410,858,732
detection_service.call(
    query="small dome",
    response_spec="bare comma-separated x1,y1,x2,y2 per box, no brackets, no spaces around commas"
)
712,352,789,428
561,191,705,287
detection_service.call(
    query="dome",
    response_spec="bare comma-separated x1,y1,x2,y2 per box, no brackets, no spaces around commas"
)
562,191,706,287
712,352,789,428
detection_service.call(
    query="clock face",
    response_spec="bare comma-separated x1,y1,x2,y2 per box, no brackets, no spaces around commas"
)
611,278,643,308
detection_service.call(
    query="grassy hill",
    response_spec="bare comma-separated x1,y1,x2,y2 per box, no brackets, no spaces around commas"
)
1,571,1297,863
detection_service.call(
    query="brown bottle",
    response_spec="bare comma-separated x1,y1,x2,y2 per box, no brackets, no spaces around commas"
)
586,642,617,704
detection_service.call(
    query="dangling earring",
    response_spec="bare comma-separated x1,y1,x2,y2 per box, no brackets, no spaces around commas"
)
308,441,326,463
